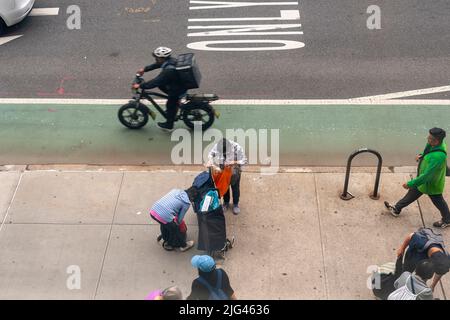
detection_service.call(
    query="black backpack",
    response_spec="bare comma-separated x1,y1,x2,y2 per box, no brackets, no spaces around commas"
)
176,53,202,90
196,269,229,300
372,255,404,300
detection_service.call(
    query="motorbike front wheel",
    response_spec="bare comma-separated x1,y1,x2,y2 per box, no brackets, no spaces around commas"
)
118,102,149,129
182,104,215,131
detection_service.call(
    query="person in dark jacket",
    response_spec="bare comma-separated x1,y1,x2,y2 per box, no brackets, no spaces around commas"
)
187,255,237,300
396,231,450,292
135,47,186,131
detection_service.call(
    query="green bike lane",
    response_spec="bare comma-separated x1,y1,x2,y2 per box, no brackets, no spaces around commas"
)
0,102,449,166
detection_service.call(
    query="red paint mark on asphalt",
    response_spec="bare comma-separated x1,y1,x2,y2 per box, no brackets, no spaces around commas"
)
36,76,82,97
55,77,70,96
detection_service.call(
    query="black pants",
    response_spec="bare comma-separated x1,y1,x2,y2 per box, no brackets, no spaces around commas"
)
165,96,179,127
151,215,186,248
395,188,450,223
223,168,241,205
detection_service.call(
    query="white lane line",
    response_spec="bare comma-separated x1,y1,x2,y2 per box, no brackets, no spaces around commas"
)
190,1,299,10
353,85,450,100
29,8,60,16
0,98,449,105
0,98,130,105
0,35,23,46
189,10,300,22
214,99,450,105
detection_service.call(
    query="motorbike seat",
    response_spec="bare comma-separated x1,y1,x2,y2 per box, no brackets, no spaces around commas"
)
186,93,219,102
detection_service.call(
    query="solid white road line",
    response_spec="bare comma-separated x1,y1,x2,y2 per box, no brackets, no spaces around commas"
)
214,99,450,105
189,1,299,10
29,8,60,16
188,10,300,22
353,85,450,100
0,98,131,105
0,98,449,105
0,35,23,46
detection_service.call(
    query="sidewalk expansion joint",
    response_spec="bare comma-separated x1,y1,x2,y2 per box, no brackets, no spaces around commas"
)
0,172,24,236
313,173,330,300
93,172,125,300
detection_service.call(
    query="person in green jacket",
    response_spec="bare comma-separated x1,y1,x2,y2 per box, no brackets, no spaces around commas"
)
385,128,450,228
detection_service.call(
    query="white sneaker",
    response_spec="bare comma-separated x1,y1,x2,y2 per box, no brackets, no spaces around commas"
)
179,240,195,252
384,201,400,217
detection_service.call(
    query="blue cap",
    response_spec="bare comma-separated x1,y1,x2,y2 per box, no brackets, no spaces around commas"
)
191,255,215,272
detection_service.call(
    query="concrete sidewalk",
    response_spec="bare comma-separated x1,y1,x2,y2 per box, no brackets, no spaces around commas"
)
0,165,448,300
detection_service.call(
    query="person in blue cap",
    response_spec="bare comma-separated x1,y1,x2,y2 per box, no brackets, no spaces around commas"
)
187,255,237,300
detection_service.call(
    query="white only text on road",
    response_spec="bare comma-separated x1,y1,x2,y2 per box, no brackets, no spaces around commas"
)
187,1,305,51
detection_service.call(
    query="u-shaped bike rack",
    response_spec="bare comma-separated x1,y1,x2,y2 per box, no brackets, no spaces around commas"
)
340,148,383,201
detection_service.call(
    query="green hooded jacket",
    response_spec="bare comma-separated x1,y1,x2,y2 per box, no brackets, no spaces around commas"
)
407,142,447,195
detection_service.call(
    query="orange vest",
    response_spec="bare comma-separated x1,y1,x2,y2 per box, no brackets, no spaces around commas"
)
211,167,232,197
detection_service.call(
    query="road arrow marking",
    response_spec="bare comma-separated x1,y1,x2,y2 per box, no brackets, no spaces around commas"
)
0,35,23,46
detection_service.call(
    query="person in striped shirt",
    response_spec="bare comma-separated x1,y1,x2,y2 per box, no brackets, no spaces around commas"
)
150,187,198,251
207,138,248,215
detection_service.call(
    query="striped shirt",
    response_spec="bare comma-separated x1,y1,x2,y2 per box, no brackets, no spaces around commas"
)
208,140,248,166
150,189,191,224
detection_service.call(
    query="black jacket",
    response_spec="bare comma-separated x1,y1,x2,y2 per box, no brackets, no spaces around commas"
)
140,58,185,96
187,269,234,300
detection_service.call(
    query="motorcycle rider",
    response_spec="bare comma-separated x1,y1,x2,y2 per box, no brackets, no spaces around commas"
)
134,47,186,131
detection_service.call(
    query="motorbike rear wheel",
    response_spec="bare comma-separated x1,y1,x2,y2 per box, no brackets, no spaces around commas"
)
118,102,149,129
182,104,215,131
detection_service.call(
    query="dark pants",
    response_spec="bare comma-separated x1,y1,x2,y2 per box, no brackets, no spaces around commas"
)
395,188,450,223
165,96,179,127
151,215,186,248
223,168,241,205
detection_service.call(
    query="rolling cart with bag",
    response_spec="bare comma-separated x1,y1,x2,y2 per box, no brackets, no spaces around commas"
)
192,170,234,259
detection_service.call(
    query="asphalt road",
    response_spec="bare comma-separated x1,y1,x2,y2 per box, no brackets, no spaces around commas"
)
0,0,449,99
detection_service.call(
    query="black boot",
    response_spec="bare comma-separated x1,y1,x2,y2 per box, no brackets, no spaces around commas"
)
157,122,174,132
